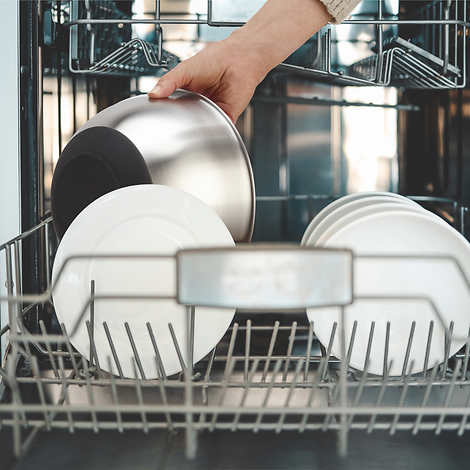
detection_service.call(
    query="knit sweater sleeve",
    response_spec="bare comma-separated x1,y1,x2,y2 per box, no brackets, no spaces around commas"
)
319,0,361,23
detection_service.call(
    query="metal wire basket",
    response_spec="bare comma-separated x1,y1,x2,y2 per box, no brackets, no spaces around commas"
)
61,0,468,88
2,199,470,459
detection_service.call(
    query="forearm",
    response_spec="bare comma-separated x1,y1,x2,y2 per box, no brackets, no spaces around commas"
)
226,0,331,82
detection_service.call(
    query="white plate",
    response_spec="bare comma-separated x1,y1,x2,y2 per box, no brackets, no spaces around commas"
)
52,185,235,378
301,192,418,245
314,202,439,247
306,197,424,246
306,209,470,376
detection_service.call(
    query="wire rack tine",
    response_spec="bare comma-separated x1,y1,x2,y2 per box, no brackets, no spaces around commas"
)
154,356,173,432
103,321,123,378
262,321,280,382
132,359,149,434
442,321,454,378
282,322,297,382
39,320,59,378
231,358,261,432
224,323,239,378
346,359,371,429
201,348,216,408
146,322,167,381
209,358,237,432
423,321,434,377
401,321,416,378
383,322,391,378
125,322,146,380
367,360,393,433
57,355,74,433
461,326,470,381
82,360,99,433
107,357,123,433
245,320,252,383
254,359,283,433
457,383,470,436
413,362,440,435
30,356,51,432
363,322,375,373
435,359,461,435
390,359,415,435
60,323,80,377
299,356,328,433
168,322,186,372
304,321,314,382
276,358,304,433
86,320,101,374
321,322,337,381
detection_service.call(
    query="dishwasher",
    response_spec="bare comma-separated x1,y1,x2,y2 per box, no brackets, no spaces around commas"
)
0,0,470,468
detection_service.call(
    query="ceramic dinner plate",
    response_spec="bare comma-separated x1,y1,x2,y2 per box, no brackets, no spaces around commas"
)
306,209,470,376
301,192,418,245
52,184,235,378
305,197,424,246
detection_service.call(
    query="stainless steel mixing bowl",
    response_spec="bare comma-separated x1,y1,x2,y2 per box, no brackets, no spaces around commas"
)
52,90,255,242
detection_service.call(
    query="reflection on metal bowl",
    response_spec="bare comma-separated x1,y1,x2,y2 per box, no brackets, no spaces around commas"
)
51,91,255,242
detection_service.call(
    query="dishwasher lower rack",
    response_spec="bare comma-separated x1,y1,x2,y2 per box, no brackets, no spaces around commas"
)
2,218,470,459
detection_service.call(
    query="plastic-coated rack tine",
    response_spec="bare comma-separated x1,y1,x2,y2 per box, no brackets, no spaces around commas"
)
363,322,375,374
132,359,149,434
146,322,167,381
103,321,123,378
107,357,123,433
412,362,440,435
254,359,283,433
231,359,261,432
89,280,95,368
282,322,297,382
382,322,391,378
262,321,280,382
390,360,415,435
276,358,304,433
201,348,216,408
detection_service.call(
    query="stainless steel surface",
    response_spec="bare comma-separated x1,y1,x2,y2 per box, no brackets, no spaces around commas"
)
78,90,255,242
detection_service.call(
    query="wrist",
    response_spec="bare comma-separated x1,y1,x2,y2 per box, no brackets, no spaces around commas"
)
223,28,278,84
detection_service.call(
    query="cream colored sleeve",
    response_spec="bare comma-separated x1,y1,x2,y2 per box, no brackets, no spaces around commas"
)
319,0,362,23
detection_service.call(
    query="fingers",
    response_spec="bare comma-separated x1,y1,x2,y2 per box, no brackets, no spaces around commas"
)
148,65,188,98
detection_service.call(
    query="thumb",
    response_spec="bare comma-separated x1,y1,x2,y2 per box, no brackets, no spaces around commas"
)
148,65,188,98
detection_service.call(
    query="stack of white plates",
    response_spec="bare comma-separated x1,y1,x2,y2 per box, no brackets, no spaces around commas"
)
52,185,235,378
302,192,470,376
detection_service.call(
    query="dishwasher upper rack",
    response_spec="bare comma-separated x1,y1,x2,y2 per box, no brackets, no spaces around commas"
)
61,0,469,88
2,211,470,459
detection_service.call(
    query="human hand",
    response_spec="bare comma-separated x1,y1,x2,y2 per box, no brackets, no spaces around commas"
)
148,35,268,123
